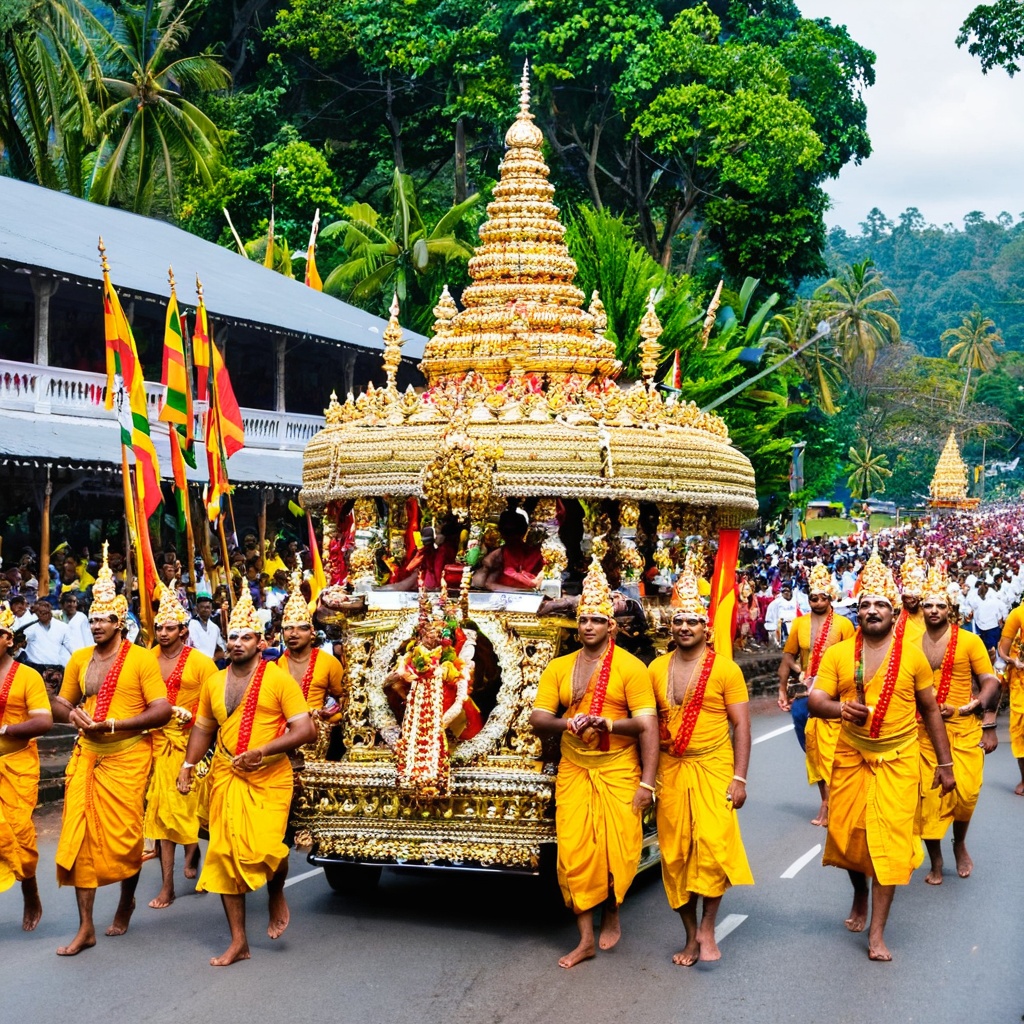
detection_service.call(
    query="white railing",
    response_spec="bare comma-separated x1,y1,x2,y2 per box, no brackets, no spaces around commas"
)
0,358,323,452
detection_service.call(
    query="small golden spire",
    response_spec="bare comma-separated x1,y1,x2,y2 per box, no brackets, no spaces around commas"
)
700,280,724,348
195,274,205,301
382,292,405,392
98,236,110,274
168,265,176,292
519,59,531,117
639,290,663,385
589,291,607,335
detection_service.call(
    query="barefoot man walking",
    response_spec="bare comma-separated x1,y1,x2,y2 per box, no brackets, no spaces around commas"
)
530,557,658,969
177,590,315,967
809,549,955,962
650,562,753,965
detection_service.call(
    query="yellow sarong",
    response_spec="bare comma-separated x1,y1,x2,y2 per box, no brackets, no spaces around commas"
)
56,736,153,887
804,717,841,786
144,723,201,846
0,745,40,892
918,716,984,839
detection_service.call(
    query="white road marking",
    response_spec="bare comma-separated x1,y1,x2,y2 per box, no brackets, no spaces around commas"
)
781,844,822,879
284,867,322,888
752,723,794,745
714,914,748,943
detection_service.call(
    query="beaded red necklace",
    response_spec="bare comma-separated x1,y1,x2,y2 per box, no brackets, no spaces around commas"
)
289,647,319,699
671,648,717,757
934,623,960,705
164,646,193,705
234,661,268,755
853,618,905,739
92,641,131,723
807,609,834,678
0,661,20,722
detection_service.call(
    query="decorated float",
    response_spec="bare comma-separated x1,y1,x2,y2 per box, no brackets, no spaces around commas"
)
929,430,980,511
292,67,758,889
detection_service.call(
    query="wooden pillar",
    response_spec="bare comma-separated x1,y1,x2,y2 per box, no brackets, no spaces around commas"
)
30,276,59,365
274,337,287,413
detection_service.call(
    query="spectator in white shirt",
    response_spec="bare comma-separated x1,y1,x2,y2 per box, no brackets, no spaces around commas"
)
764,584,801,646
188,594,225,660
9,594,33,632
58,590,93,651
23,600,75,693
965,580,1005,655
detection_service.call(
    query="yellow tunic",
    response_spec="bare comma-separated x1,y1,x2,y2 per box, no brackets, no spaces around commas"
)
144,646,219,846
0,663,50,891
195,662,308,895
816,636,932,885
1000,605,1024,757
785,613,856,785
916,628,991,839
279,648,345,711
650,652,753,908
898,607,926,643
534,646,656,913
56,644,166,887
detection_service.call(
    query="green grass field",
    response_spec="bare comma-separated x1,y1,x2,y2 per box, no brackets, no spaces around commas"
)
803,514,896,538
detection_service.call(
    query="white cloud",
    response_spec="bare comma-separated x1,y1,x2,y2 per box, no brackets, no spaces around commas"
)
797,0,1024,231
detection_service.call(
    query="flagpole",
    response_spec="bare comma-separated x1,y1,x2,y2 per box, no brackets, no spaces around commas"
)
39,466,52,599
218,512,234,611
182,476,197,600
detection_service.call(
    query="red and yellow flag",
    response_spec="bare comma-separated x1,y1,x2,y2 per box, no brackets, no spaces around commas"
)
709,528,741,660
305,208,322,291
159,273,195,462
306,511,327,607
192,291,231,522
101,243,162,519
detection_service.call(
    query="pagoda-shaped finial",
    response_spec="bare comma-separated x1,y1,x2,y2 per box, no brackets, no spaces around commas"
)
98,236,110,274
382,292,405,393
519,59,532,117
639,290,664,386
432,285,458,336
700,279,724,348
929,429,977,508
504,60,543,149
589,291,608,335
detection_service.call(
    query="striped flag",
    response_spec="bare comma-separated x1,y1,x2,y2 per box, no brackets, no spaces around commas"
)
709,528,741,660
192,292,231,522
306,511,327,607
662,349,682,390
193,297,245,458
101,247,162,519
305,209,322,291
159,274,196,468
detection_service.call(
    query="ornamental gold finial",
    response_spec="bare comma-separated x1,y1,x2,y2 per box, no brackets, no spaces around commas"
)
98,236,110,274
639,290,663,385
168,265,176,292
701,280,724,348
382,292,405,392
519,59,531,116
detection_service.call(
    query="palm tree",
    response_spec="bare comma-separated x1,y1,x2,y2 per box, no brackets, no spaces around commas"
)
88,0,231,215
763,300,845,414
846,440,892,500
814,259,900,371
941,307,1002,414
320,169,479,319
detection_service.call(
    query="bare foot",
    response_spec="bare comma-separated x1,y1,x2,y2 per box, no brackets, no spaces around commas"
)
811,801,829,827
148,890,175,909
845,891,868,932
1015,780,1024,796
696,928,721,962
672,938,701,966
267,889,290,939
925,859,943,885
56,927,96,956
106,898,136,936
598,907,621,951
184,847,201,880
210,942,251,967
558,940,595,969
868,943,893,962
21,879,42,932
953,841,973,878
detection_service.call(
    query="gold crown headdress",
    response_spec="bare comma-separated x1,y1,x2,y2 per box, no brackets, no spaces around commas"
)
857,545,900,608
281,571,313,628
153,580,189,628
921,562,956,606
0,603,14,636
89,541,128,623
807,562,838,600
670,552,708,620
578,555,614,620
226,587,263,635
899,544,927,597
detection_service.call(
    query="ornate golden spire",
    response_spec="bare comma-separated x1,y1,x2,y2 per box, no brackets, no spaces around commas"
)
382,293,404,393
929,430,977,507
638,291,663,386
418,62,619,385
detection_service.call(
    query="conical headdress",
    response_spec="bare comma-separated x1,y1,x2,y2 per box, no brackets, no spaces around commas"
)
899,545,927,597
922,562,957,606
89,542,128,624
857,545,900,608
807,562,838,600
281,571,312,628
578,555,614,620
226,587,262,635
0,603,14,636
670,553,708,620
153,580,188,628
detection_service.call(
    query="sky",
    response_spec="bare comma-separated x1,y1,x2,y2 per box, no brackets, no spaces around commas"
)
797,0,1024,234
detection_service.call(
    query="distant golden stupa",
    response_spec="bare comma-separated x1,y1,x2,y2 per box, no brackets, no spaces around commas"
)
929,430,980,510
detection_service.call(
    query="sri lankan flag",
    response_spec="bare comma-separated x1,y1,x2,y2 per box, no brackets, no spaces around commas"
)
306,511,327,606
305,209,322,291
194,305,244,458
159,274,196,468
192,294,231,523
101,246,162,519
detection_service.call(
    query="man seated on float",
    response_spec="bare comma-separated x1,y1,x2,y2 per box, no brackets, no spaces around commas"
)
379,518,462,591
472,509,543,592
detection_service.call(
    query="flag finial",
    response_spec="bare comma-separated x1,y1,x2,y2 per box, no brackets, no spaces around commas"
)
168,265,176,291
195,275,204,301
98,236,109,274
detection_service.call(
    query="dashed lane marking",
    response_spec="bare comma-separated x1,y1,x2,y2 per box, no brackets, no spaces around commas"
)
284,867,322,888
714,914,748,943
752,723,795,745
781,844,822,879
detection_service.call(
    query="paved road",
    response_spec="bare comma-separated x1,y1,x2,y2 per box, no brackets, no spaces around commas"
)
6,699,1024,1024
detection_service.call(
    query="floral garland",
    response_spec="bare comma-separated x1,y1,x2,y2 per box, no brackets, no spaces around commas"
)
853,619,905,740
670,649,716,757
395,650,449,796
578,639,615,751
806,609,834,679
92,641,131,723
293,647,320,700
0,661,20,722
934,623,960,705
234,661,269,755
164,647,193,706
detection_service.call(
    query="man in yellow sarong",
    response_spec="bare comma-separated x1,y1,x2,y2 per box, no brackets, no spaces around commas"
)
177,589,315,967
650,563,752,966
51,547,170,956
0,604,53,930
530,556,658,969
778,562,855,826
916,564,999,884
144,582,218,909
810,549,954,962
997,598,1024,795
